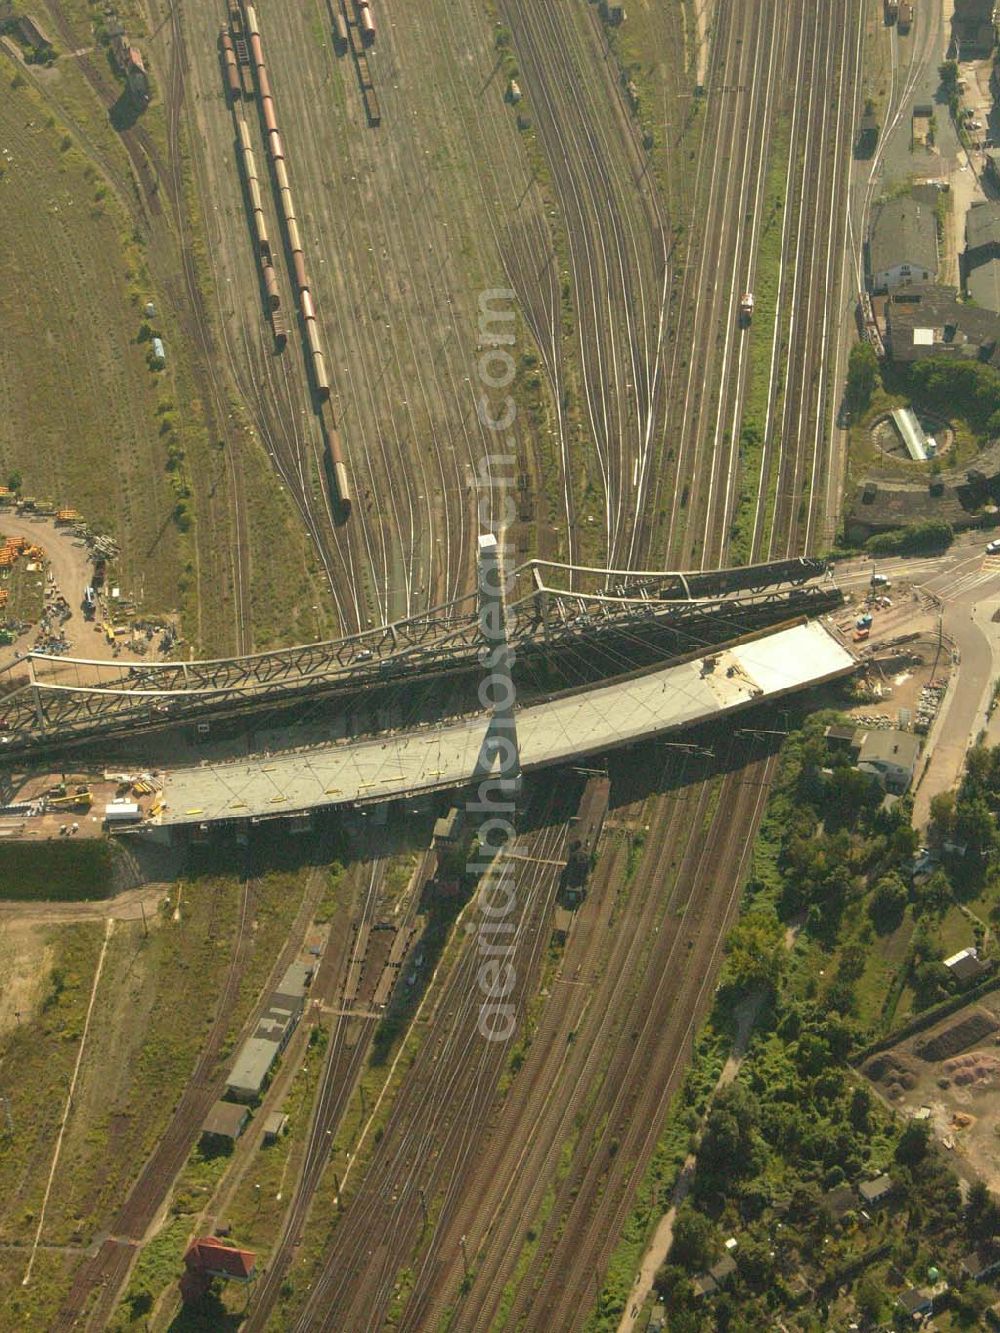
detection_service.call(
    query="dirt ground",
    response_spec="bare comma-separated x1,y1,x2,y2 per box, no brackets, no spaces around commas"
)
833,628,951,732
863,989,1000,1191
0,918,53,1038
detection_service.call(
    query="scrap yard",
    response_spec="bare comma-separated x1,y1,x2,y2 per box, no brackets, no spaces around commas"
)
5,0,999,1330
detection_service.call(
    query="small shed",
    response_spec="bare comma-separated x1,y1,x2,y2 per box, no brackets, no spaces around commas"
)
944,947,985,985
201,1100,249,1146
961,1245,1000,1281
858,1173,895,1207
432,806,463,846
551,906,574,946
262,1111,288,1144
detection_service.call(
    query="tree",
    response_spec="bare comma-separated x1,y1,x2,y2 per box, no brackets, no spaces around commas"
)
856,1271,886,1323
939,59,959,94
896,1118,931,1166
671,1203,715,1270
6,470,22,493
846,341,878,414
723,909,784,995
929,790,957,842
965,1179,1000,1240
869,873,907,933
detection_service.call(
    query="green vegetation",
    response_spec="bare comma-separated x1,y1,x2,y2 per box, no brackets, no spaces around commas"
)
0,838,113,899
728,115,795,562
846,342,878,417
903,358,1000,441
864,518,954,556
587,715,1000,1329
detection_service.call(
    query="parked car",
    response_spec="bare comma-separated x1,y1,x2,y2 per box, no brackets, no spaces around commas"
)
986,540,1000,555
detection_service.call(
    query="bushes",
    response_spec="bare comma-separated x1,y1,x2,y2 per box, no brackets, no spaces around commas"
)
865,519,954,557
907,358,1000,438
0,839,113,899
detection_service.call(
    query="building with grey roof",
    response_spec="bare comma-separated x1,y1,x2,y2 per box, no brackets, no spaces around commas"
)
966,201,1000,260
856,728,921,793
858,1173,895,1207
201,1100,250,1145
884,284,1000,365
277,961,313,999
868,194,938,292
226,1036,281,1102
969,257,1000,313
965,202,1000,313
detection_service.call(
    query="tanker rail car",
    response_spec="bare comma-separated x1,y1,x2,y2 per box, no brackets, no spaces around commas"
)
237,0,349,518
219,29,241,101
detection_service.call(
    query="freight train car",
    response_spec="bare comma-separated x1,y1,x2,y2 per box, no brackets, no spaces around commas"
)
321,411,352,516
334,12,348,51
261,261,280,310
219,29,241,101
360,7,375,43
561,776,610,900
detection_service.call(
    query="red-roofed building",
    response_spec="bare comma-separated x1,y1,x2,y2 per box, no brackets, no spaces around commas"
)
181,1237,257,1301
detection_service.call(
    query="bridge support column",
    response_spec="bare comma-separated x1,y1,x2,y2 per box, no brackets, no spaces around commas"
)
477,534,521,796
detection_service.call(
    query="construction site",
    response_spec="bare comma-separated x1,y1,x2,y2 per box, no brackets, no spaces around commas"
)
5,0,1000,1328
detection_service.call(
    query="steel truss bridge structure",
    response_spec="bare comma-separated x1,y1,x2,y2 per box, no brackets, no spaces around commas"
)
0,556,838,751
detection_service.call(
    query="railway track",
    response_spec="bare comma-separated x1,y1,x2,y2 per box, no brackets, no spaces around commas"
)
243,859,388,1329
164,0,255,654
515,748,776,1328
501,0,669,571
763,0,864,561
404,752,716,1329
52,879,256,1331
285,795,569,1329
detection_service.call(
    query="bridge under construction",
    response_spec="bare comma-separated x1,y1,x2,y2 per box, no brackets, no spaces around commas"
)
0,555,837,754
152,617,855,828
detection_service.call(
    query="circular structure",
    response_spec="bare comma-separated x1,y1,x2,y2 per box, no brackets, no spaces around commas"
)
870,409,954,464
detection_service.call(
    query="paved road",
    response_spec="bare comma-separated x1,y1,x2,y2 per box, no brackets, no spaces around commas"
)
832,538,1000,824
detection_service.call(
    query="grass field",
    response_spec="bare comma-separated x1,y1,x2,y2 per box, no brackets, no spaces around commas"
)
0,64,187,619
0,866,312,1327
0,838,113,899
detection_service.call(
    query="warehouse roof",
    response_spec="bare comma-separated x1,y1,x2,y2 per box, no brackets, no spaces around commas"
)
227,1036,280,1097
278,961,312,999
156,622,855,825
966,201,1000,253
885,284,1000,363
870,194,938,278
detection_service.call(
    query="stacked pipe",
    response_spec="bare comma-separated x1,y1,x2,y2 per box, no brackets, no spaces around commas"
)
219,28,241,101
243,2,330,403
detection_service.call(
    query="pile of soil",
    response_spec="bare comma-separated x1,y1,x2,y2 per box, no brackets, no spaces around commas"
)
916,1010,999,1063
943,1050,1000,1088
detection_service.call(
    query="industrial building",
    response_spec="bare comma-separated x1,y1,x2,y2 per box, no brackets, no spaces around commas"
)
883,284,1000,366
225,960,312,1102
867,193,938,292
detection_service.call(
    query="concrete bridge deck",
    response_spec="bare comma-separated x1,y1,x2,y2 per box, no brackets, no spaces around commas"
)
154,620,854,828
